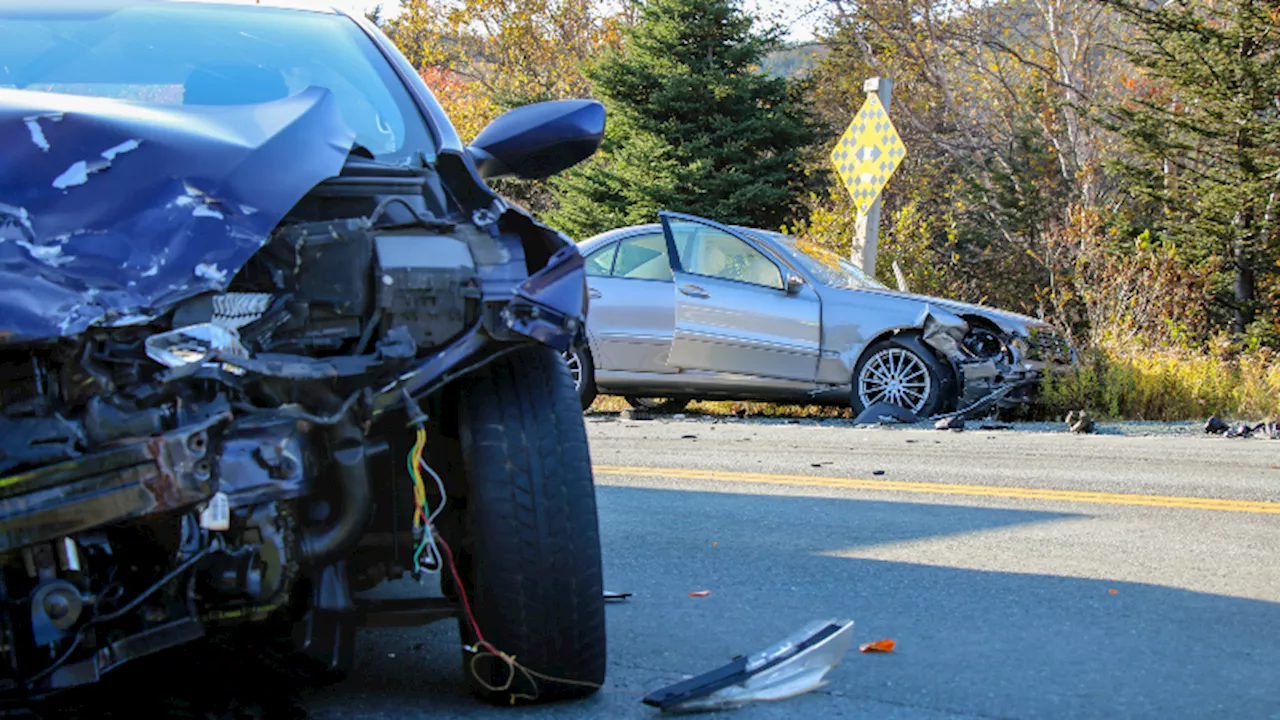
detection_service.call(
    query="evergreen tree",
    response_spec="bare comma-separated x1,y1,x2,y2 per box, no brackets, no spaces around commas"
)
1097,0,1280,340
544,0,817,239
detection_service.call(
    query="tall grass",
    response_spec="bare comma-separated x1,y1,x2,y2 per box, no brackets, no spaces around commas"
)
1037,341,1280,421
588,340,1280,423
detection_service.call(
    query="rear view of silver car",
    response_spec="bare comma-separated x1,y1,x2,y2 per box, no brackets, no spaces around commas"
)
564,211,1075,417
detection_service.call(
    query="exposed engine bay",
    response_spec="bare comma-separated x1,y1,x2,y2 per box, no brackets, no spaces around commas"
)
0,81,595,704
919,307,1074,418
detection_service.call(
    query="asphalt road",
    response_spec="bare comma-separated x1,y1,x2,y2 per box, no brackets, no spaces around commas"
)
35,416,1280,719
298,417,1280,719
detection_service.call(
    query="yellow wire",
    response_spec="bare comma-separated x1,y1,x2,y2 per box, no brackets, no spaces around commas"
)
467,649,638,704
409,428,428,529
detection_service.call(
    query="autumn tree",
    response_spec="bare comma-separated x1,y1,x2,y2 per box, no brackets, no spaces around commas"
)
1096,0,1280,343
386,0,629,126
384,0,631,212
544,0,818,239
787,0,1130,324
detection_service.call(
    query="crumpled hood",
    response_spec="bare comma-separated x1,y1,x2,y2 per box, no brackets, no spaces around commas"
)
0,86,356,345
853,286,1049,335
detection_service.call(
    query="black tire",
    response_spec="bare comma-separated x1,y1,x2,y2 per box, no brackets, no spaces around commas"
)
562,342,598,410
851,334,954,418
455,344,607,705
623,396,691,414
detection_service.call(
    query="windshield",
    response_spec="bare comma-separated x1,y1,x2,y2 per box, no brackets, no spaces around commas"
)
0,2,434,164
751,230,889,291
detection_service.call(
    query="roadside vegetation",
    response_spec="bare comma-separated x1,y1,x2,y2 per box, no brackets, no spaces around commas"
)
371,0,1279,422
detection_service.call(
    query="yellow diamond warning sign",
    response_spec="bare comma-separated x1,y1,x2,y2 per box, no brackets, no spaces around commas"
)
830,93,906,214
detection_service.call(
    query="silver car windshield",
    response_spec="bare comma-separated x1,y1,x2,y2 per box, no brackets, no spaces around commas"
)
753,231,889,291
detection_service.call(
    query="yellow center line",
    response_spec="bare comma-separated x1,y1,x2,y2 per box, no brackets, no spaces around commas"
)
592,465,1280,514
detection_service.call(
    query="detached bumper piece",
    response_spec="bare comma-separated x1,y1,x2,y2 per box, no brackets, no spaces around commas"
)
642,619,855,713
0,413,229,553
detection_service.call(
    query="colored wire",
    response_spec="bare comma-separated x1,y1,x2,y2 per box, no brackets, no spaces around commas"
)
433,526,612,703
402,427,609,701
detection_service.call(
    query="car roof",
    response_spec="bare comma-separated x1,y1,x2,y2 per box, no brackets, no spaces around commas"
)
576,223,663,253
575,221,794,252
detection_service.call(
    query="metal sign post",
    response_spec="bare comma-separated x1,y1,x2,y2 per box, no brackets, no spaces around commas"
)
829,77,904,278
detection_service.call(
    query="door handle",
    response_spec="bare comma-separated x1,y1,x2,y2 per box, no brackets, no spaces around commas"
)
588,287,602,300
679,284,710,299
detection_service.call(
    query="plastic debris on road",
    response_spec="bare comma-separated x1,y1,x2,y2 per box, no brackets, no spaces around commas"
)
641,618,855,713
859,639,896,653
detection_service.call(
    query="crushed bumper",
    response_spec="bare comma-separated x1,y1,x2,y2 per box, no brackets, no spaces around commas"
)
0,411,229,553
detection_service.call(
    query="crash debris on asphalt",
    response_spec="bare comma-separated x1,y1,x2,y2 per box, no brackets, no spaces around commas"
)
1204,415,1280,439
1066,410,1096,434
641,619,856,713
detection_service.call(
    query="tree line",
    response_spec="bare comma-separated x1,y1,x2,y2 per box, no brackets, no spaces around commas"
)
375,0,1280,357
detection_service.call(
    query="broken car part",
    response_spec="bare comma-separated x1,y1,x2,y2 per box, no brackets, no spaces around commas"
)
642,619,856,713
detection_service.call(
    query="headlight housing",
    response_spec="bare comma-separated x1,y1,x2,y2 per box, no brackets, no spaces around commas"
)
145,323,247,369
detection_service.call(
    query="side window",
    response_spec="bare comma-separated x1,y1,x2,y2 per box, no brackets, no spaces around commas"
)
583,244,617,277
679,228,783,290
613,233,673,281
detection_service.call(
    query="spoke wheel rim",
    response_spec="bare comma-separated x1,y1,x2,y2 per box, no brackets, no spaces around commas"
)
858,347,932,414
561,348,582,390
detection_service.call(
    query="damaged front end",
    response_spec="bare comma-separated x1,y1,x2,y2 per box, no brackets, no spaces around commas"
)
919,306,1074,418
0,74,597,701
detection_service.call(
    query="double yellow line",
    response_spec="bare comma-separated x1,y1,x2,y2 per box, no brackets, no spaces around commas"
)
592,465,1280,515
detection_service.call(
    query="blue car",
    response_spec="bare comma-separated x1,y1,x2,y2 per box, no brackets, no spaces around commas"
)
0,0,605,707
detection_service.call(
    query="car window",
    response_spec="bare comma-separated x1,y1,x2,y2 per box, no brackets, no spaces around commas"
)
583,244,616,277
0,4,435,164
613,233,673,281
678,228,783,290
753,230,888,291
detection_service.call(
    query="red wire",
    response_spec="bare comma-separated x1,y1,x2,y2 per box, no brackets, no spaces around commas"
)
434,528,498,655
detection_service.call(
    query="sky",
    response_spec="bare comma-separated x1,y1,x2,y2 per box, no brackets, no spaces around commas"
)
297,0,824,42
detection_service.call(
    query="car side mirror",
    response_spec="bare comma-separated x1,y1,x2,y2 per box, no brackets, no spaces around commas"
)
785,274,805,294
467,99,605,181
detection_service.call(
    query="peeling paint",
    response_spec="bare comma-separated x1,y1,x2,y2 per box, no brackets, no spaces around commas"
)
15,239,75,268
0,203,35,241
193,205,225,220
22,112,61,152
194,263,228,283
52,160,91,189
101,138,141,161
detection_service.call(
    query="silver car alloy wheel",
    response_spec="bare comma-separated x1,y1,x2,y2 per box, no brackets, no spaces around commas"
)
561,347,583,391
858,347,932,414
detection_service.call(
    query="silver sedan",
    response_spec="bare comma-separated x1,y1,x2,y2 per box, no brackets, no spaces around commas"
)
564,211,1075,417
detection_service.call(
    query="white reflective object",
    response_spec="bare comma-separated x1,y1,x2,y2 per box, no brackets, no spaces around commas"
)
659,619,855,713
145,322,246,369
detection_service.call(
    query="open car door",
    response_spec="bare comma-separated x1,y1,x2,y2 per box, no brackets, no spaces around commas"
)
659,211,822,383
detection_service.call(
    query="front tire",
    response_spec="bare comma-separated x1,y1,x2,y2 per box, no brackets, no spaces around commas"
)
561,342,598,410
456,344,607,705
852,335,952,417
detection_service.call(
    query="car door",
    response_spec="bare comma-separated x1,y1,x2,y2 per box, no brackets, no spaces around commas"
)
658,212,822,383
581,231,679,374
